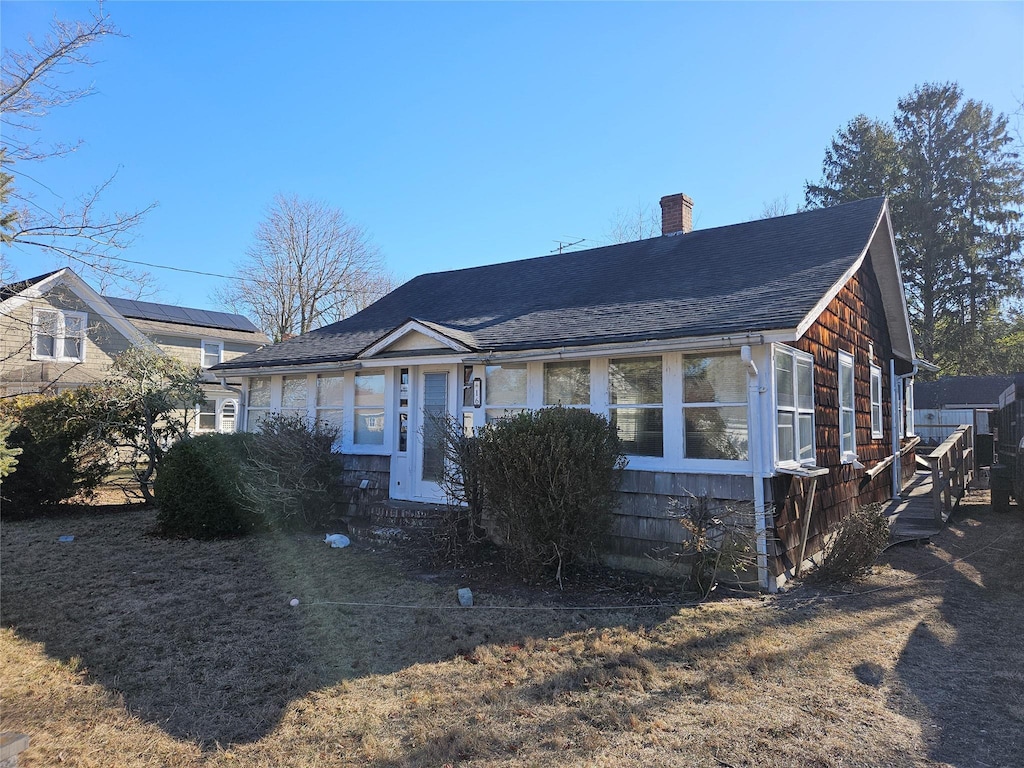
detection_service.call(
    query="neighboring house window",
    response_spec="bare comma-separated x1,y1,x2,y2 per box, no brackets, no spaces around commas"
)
247,376,272,432
870,364,883,439
354,370,385,445
201,340,223,368
197,399,217,432
31,309,87,362
609,356,663,457
544,361,590,406
838,350,856,461
485,363,527,423
683,352,748,460
316,373,345,449
281,375,308,419
775,345,815,465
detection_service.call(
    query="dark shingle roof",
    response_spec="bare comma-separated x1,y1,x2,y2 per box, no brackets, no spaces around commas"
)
915,376,1016,409
102,296,262,334
215,197,887,371
0,270,60,303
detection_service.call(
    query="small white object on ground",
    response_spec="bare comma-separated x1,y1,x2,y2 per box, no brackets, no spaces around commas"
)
289,598,300,607
57,535,74,543
458,587,473,607
324,533,350,548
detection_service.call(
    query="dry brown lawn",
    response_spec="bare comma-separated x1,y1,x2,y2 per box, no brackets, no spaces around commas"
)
2,489,1022,768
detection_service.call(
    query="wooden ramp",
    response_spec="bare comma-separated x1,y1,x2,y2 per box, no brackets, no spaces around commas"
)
885,424,975,542
886,470,944,541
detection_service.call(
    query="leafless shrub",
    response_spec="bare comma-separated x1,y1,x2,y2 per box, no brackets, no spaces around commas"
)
810,503,890,584
672,493,758,598
237,413,344,530
430,413,487,566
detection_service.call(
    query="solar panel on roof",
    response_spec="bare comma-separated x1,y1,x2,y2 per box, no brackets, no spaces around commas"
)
101,295,260,333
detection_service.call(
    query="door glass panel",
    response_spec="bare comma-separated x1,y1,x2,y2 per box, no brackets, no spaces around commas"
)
421,372,448,483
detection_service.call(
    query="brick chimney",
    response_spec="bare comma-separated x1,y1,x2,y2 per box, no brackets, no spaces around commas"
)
660,193,694,235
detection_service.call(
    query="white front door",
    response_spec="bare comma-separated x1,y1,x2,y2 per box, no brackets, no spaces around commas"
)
413,369,451,501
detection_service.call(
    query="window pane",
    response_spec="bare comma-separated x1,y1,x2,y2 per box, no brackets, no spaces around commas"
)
685,406,748,460
354,371,385,407
684,353,745,403
249,377,271,407
798,414,814,461
775,353,794,409
609,357,662,405
840,357,854,409
282,376,308,409
34,333,55,357
62,334,82,359
247,409,269,432
354,409,385,444
485,364,527,405
611,407,663,456
544,361,590,405
797,357,813,411
777,411,795,462
841,409,855,453
203,342,221,368
317,408,344,431
316,374,344,406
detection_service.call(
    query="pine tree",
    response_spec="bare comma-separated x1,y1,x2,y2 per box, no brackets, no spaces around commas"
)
806,83,1024,374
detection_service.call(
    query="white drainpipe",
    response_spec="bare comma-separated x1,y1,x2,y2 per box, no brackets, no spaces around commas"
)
743,345,772,592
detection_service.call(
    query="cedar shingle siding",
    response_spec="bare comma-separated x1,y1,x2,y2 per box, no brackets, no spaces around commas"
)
769,253,898,576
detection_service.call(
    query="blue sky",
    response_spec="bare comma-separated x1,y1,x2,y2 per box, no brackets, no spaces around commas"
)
2,1,1022,311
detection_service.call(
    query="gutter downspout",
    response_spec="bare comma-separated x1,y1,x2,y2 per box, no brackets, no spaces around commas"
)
742,345,772,592
890,359,901,499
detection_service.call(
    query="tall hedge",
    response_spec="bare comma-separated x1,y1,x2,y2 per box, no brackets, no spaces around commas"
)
478,407,626,581
154,433,257,538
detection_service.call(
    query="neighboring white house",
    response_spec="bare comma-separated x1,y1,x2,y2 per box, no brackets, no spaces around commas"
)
0,268,270,434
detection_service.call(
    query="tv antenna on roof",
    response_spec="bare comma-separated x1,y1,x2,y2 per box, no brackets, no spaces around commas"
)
551,237,586,254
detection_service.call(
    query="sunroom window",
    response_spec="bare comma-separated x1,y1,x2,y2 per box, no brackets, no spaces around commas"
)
354,370,386,445
485,363,527,423
775,345,815,465
544,360,590,406
316,374,345,448
609,356,663,457
682,352,748,460
838,350,856,461
246,376,272,432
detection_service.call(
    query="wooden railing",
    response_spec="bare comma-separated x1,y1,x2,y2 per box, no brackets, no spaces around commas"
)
926,424,974,523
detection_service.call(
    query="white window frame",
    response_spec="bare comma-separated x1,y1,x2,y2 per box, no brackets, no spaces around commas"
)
608,355,664,458
219,399,238,433
484,362,529,423
195,398,218,433
838,350,857,463
681,352,748,461
201,340,224,369
31,308,87,363
904,378,915,437
773,344,816,467
870,364,883,439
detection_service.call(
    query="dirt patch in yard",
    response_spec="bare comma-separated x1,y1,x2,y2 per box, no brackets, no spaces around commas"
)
2,488,1022,767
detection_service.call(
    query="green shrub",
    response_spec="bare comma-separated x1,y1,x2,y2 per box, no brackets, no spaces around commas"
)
155,433,256,538
810,503,890,584
0,392,111,515
477,407,627,583
237,413,344,531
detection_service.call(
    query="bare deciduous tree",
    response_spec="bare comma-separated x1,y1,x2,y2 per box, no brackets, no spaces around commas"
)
215,194,396,342
0,3,156,297
605,199,662,244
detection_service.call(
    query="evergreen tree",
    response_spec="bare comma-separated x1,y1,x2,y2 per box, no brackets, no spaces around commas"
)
806,83,1024,375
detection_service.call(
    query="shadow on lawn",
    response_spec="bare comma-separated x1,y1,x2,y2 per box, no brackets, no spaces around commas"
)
889,499,1024,766
0,504,676,748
